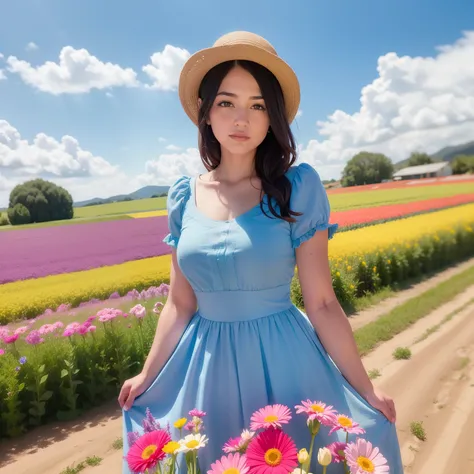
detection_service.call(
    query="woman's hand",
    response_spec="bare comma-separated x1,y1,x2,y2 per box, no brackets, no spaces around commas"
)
364,387,397,423
118,372,151,411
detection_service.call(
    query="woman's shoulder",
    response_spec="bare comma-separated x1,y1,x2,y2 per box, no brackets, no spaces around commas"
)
285,162,323,189
166,175,192,212
168,175,192,198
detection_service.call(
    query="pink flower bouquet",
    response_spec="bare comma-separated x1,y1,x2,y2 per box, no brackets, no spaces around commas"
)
125,401,389,474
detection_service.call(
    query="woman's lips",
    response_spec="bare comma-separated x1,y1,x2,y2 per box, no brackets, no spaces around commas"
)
229,134,250,141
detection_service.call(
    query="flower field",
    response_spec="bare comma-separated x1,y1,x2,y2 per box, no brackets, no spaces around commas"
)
1,185,474,440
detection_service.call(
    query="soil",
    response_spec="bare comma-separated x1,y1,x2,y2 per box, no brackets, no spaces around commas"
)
2,283,474,473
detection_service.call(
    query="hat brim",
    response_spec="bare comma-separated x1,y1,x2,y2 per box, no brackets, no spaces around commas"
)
178,43,300,126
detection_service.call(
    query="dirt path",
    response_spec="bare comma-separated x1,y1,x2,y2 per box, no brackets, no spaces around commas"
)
1,281,474,473
368,289,474,473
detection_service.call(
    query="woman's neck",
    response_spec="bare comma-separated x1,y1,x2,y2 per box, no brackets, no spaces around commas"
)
213,149,257,183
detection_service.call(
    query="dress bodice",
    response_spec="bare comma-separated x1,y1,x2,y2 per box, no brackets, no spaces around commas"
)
163,163,338,320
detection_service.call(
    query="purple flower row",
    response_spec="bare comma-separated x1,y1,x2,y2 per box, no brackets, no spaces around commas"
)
0,215,171,284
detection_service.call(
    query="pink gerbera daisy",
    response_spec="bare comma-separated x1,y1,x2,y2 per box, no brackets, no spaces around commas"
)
189,409,206,417
208,452,249,474
246,427,298,474
250,404,292,431
327,441,347,463
223,436,242,453
125,429,171,473
295,400,338,426
329,414,366,436
344,438,389,473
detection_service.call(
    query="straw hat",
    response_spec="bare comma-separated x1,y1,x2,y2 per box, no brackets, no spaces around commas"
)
178,31,300,126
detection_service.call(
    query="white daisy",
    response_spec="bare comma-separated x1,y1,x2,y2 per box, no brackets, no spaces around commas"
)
177,433,208,453
240,429,255,442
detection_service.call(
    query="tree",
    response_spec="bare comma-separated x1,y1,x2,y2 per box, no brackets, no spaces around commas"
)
341,152,394,187
407,152,433,167
452,155,474,174
7,178,74,225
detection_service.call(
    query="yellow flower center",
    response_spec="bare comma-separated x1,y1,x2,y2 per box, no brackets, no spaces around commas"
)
311,404,324,413
223,469,240,474
186,440,199,449
141,444,157,460
357,456,375,472
264,415,279,423
174,417,187,429
163,441,180,454
338,416,353,428
264,448,282,466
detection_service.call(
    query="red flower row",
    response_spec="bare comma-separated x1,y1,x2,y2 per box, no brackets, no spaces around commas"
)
331,193,474,227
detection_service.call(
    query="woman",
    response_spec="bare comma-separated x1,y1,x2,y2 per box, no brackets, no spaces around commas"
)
119,31,404,473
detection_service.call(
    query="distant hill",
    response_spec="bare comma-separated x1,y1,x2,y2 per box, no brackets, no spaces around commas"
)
394,140,474,170
74,185,170,207
431,140,474,161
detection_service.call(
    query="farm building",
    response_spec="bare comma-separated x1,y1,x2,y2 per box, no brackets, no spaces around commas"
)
393,162,452,180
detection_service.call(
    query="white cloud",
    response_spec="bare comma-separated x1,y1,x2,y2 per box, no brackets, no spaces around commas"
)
6,46,139,94
0,119,119,178
296,109,303,118
165,144,181,151
0,171,13,192
142,44,190,91
158,137,167,143
25,42,39,52
0,70,6,81
135,148,205,187
0,53,4,60
298,30,474,180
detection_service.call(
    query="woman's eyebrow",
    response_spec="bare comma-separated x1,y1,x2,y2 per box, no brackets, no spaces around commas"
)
216,91,264,100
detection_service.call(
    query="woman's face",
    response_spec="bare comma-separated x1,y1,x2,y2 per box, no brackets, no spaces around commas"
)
207,65,270,156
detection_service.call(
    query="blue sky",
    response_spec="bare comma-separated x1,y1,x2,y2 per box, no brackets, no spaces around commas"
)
1,0,473,205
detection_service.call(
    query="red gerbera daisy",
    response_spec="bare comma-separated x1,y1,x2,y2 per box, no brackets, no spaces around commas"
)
245,427,298,474
125,429,171,473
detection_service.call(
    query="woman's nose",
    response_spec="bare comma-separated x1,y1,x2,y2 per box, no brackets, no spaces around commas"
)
233,108,249,127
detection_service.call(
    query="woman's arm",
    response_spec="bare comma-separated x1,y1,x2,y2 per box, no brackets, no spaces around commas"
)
141,249,197,382
119,249,197,410
295,230,396,422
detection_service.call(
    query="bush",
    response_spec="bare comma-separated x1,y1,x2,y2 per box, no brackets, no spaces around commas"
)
7,203,31,225
0,213,9,226
7,178,73,225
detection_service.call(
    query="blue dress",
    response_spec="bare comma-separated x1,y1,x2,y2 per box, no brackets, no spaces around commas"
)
122,163,404,473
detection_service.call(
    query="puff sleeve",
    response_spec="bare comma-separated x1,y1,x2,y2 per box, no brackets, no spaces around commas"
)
162,176,191,248
289,163,338,248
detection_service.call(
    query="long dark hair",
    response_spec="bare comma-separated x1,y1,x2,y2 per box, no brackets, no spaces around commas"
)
197,60,301,223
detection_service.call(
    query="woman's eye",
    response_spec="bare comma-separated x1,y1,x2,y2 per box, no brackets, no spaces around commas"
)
253,104,266,111
217,101,232,107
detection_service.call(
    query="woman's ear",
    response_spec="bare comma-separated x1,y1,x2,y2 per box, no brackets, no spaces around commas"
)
197,98,202,108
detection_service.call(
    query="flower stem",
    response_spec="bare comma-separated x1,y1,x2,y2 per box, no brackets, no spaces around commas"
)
304,434,316,473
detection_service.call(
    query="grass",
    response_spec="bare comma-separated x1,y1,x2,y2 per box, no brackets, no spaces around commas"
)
74,196,167,218
59,456,102,474
354,264,474,356
112,437,123,450
368,369,381,379
414,298,474,343
393,347,412,360
410,421,427,441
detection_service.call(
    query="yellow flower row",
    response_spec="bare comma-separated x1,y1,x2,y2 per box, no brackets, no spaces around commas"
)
0,255,172,324
328,203,474,259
